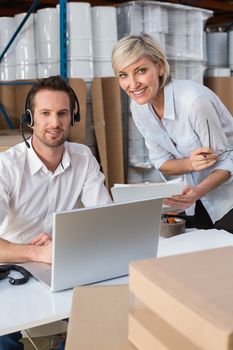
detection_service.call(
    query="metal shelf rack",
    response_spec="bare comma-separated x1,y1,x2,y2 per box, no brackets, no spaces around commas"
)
0,0,68,127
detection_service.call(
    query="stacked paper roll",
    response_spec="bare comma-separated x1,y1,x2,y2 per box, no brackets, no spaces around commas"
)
35,7,60,78
0,17,16,81
91,6,117,77
14,12,37,80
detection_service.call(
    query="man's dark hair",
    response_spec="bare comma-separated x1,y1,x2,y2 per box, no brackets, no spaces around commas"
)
26,76,77,115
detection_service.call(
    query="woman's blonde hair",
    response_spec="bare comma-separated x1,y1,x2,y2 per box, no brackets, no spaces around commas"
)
112,33,171,88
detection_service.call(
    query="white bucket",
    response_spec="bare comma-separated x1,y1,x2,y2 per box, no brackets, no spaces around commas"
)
0,17,16,42
145,32,166,51
68,59,94,80
143,5,168,34
117,4,143,35
15,44,36,64
36,42,60,63
91,7,117,41
14,12,35,44
67,38,93,59
205,67,231,77
37,61,60,78
16,63,37,80
35,8,59,43
93,60,114,77
166,34,187,59
206,32,228,67
57,2,92,40
167,8,187,34
0,64,16,81
0,45,15,65
0,17,16,65
93,40,116,60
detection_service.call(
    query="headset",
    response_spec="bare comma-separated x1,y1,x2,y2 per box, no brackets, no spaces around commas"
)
0,264,31,285
21,85,81,148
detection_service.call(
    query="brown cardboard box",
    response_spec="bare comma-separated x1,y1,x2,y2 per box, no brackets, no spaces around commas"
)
0,84,17,129
0,129,31,152
65,285,134,350
129,295,201,350
129,247,233,350
91,77,125,189
204,77,233,115
68,78,87,144
15,80,36,120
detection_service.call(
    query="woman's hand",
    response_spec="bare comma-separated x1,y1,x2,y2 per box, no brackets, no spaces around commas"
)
189,147,217,171
164,185,200,210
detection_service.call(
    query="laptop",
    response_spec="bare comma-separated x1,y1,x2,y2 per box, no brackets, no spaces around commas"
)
22,198,163,292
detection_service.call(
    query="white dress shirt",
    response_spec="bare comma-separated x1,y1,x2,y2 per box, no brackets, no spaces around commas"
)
0,140,112,243
131,79,233,223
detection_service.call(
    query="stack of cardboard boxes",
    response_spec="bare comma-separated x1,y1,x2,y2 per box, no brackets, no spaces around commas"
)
128,246,233,350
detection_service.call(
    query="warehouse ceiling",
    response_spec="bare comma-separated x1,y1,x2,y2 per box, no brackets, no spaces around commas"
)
0,0,232,28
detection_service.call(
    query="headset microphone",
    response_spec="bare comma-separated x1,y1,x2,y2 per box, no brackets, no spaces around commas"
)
20,116,30,149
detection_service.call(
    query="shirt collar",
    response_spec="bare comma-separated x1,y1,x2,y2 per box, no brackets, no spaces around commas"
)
163,82,175,120
27,138,71,176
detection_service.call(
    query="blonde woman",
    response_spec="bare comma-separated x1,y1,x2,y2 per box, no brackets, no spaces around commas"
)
112,33,233,232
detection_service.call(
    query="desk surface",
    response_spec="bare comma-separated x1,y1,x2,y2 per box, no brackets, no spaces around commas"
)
1,228,233,336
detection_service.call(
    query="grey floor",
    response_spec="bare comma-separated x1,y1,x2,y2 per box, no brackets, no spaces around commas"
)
22,333,66,350
22,336,51,349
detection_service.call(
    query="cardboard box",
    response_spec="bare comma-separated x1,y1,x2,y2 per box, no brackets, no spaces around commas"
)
129,247,233,350
0,129,31,152
68,78,87,144
0,83,17,129
15,80,36,120
65,285,134,350
91,77,125,189
204,77,233,115
129,296,201,350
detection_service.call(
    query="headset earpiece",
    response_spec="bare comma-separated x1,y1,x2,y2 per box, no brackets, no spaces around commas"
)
70,88,80,126
21,109,33,128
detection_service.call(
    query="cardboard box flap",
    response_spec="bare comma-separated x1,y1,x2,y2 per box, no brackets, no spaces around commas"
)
65,285,134,350
204,77,233,116
91,78,108,188
68,78,86,144
101,77,124,189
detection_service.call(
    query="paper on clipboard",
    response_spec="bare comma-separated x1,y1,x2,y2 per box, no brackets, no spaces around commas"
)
111,178,186,203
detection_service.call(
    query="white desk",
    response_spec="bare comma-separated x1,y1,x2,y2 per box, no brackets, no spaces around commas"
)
1,228,233,336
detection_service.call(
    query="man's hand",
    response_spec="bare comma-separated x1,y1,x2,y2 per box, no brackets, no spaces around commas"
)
30,232,52,246
189,147,217,171
29,232,52,264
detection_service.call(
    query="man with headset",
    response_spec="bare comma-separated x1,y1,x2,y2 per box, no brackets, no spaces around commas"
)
0,75,112,350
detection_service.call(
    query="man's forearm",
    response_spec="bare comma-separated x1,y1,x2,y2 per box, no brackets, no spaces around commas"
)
0,238,50,263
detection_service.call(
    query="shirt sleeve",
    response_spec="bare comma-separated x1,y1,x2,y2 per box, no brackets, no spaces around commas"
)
190,95,233,174
0,161,11,225
145,138,175,170
80,152,112,207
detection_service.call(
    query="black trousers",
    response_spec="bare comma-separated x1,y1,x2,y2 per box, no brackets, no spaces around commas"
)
182,200,233,234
